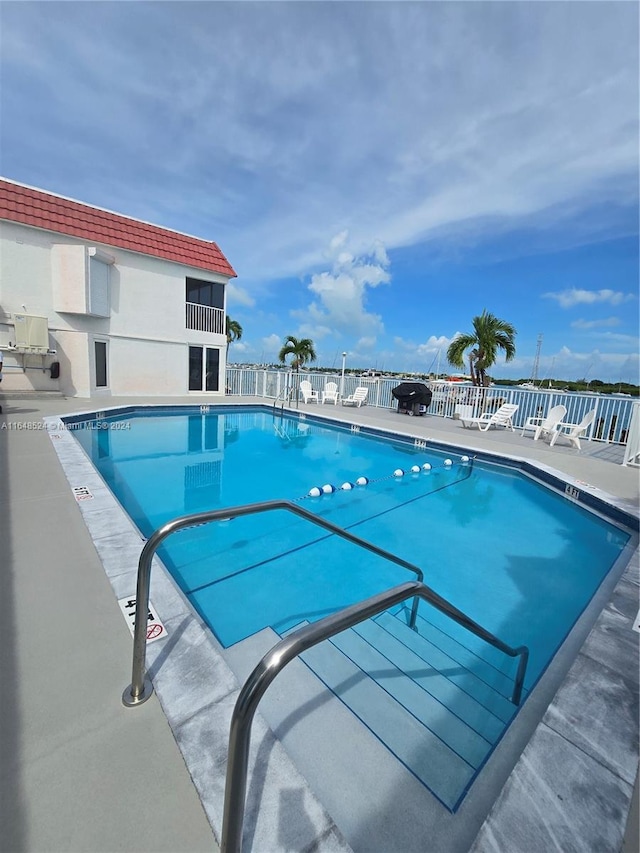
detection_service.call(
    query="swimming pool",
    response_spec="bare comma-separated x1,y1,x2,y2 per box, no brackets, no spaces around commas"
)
70,405,631,811
72,407,628,653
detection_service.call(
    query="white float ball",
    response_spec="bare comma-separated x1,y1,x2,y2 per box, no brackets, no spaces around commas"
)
461,455,470,463
308,487,322,497
393,468,405,477
444,459,453,466
422,463,432,471
341,482,353,491
410,465,421,473
322,483,336,494
356,476,369,486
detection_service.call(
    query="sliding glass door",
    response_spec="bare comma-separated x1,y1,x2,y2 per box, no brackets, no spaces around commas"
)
188,346,220,392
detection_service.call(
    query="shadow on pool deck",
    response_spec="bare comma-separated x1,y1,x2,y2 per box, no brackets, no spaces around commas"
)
1,393,637,852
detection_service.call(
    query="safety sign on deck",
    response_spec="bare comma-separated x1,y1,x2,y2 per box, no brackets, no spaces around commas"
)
118,597,168,643
73,486,94,501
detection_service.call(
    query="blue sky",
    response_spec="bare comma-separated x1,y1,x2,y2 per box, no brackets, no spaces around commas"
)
1,1,638,382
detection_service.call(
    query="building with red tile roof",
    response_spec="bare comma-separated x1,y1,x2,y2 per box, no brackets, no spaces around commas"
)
0,178,236,278
0,178,237,398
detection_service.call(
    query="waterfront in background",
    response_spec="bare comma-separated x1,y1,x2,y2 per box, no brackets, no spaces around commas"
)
227,367,639,447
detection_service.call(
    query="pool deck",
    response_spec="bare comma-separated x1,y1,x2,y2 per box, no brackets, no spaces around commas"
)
1,392,638,853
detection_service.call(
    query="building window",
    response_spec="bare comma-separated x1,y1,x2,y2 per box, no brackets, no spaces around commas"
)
186,277,224,309
185,277,225,334
95,340,108,387
188,346,220,392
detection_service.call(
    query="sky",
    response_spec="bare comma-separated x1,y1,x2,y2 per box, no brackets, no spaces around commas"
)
1,1,638,383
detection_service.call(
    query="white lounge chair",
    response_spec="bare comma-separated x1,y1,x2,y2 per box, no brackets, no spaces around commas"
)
322,381,339,404
460,402,519,432
299,380,319,404
342,386,369,407
521,404,567,441
549,409,596,449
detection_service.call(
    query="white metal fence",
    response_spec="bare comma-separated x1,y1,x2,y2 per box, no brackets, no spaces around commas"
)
226,368,636,447
623,403,640,465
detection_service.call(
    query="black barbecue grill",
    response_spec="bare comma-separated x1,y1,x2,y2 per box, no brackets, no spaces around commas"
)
391,382,433,416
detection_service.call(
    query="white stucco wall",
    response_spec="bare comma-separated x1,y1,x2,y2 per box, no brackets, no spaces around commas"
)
108,337,186,396
0,220,231,397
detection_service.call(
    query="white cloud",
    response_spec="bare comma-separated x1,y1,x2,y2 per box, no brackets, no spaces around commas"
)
543,289,635,308
291,232,391,338
356,337,377,350
393,334,455,357
261,333,282,353
226,283,255,308
500,345,639,383
571,317,621,330
416,335,456,359
3,3,636,285
294,322,334,342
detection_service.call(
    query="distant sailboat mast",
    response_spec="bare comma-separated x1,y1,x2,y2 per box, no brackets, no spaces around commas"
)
427,349,441,377
531,334,543,385
540,356,555,389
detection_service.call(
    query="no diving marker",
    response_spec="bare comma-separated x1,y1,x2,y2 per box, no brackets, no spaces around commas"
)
73,486,94,501
118,596,168,643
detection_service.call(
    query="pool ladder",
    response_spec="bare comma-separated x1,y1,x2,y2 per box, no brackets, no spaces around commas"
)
121,498,530,853
273,385,295,412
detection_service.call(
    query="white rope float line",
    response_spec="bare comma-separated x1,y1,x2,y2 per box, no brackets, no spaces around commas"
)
298,455,472,501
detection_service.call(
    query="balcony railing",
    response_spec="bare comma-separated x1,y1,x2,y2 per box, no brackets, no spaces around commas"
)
186,302,225,334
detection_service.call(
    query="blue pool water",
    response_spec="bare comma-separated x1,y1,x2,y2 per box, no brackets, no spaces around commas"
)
72,405,632,810
73,407,629,685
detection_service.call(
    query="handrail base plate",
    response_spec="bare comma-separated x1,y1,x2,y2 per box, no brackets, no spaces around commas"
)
122,677,153,707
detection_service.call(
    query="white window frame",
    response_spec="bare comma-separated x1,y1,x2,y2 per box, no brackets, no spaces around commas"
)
188,344,221,393
92,336,110,392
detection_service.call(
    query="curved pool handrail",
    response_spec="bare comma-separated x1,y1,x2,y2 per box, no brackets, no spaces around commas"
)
272,385,294,412
220,579,529,852
122,498,427,707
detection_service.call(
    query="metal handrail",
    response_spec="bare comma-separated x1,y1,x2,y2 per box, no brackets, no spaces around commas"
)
272,387,288,412
220,580,529,852
122,499,426,707
272,384,294,412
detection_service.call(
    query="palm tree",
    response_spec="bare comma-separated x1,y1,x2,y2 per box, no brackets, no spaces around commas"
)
447,310,516,387
226,316,243,352
278,336,317,407
277,336,317,370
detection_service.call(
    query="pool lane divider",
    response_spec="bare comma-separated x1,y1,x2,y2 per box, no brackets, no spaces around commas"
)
183,456,477,600
301,455,473,502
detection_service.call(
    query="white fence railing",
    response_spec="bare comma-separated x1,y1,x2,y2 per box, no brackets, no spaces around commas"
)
623,403,640,465
226,368,636,447
186,302,225,334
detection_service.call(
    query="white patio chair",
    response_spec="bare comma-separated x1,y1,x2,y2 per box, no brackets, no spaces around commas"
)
299,379,319,404
342,386,369,407
460,403,519,432
549,409,596,449
520,404,567,441
322,381,339,404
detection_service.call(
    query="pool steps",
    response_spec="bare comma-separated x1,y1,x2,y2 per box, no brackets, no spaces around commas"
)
224,609,525,824
298,609,520,811
223,625,478,853
387,606,520,712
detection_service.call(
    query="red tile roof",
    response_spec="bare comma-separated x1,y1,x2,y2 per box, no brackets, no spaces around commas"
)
0,179,236,278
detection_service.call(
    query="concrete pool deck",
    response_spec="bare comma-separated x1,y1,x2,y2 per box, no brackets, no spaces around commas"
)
1,392,638,852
